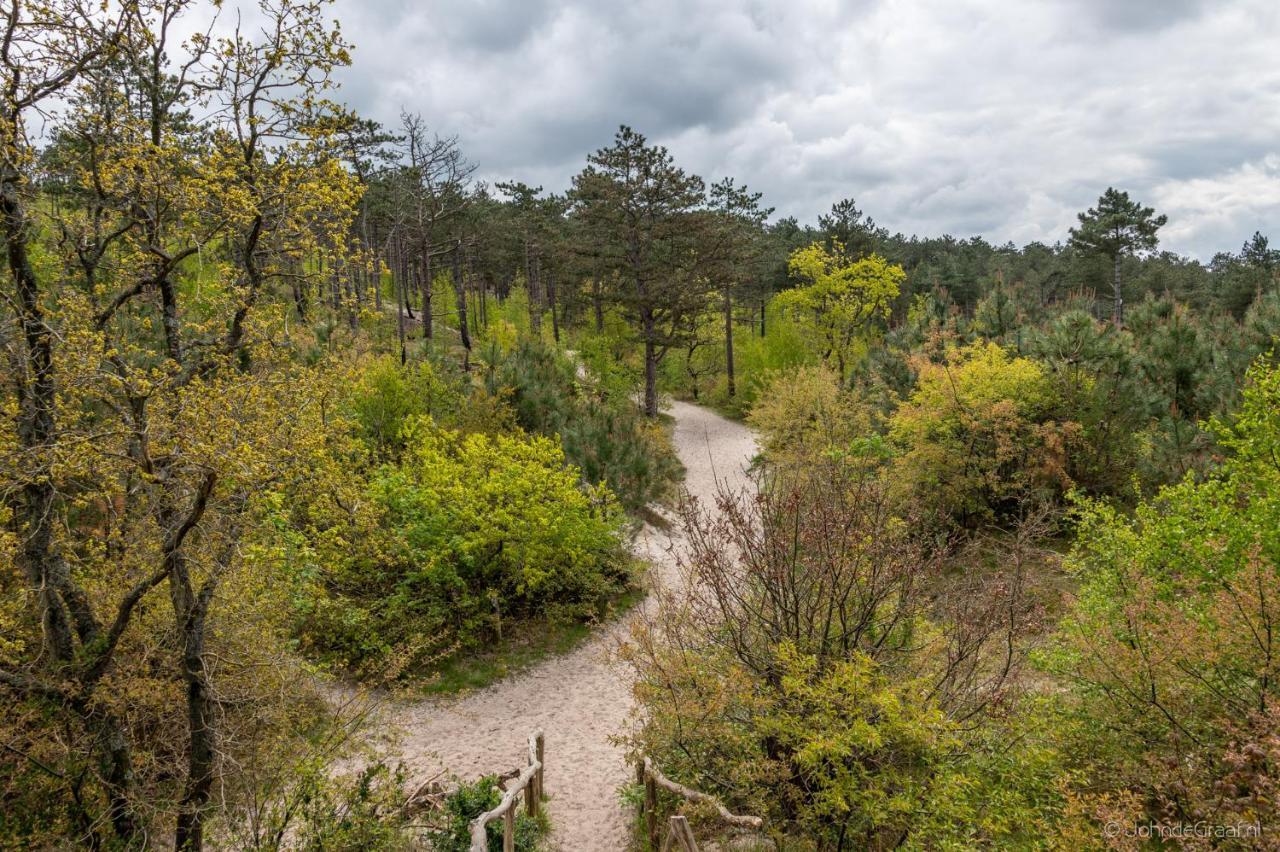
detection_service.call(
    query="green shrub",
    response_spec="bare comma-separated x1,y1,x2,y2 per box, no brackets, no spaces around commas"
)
747,364,869,464
286,763,415,851
488,340,681,513
887,341,1069,525
346,355,514,458
277,416,629,674
1039,359,1280,837
425,776,546,852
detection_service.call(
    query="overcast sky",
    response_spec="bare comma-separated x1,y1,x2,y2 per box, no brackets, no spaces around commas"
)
329,0,1280,259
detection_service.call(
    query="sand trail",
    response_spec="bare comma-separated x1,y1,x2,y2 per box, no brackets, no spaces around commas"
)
381,400,756,851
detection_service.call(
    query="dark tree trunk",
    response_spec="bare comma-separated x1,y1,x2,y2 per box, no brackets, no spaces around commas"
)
98,711,140,839
592,276,605,332
453,242,471,369
290,258,307,320
642,307,658,418
158,277,183,361
759,298,767,337
526,240,542,337
548,272,560,343
173,578,216,852
161,472,217,852
4,152,141,843
399,250,414,320
724,292,736,397
422,252,433,340
6,171,77,653
395,248,407,365
1112,252,1124,329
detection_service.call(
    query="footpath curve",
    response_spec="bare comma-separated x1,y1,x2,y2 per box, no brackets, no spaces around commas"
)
385,400,757,851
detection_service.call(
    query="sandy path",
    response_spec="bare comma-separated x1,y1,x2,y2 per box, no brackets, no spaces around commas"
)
383,400,756,851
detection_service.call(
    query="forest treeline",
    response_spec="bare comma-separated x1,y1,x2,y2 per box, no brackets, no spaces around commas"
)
3,0,1279,849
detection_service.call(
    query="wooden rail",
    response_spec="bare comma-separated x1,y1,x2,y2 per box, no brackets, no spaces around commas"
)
637,756,764,851
468,731,545,852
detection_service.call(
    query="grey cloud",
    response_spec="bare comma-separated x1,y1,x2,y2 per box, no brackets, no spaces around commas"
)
1069,0,1210,32
328,0,1280,259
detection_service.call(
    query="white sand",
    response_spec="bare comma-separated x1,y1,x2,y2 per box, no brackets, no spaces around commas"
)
382,400,757,851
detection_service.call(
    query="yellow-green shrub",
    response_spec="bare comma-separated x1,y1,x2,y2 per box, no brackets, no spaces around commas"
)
274,416,629,673
888,341,1072,525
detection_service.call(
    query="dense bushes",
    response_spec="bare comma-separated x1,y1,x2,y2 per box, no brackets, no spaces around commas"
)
624,448,1058,849
1043,361,1280,836
1028,310,1149,495
747,364,867,463
692,355,1280,845
888,341,1072,525
346,356,516,458
487,340,681,514
748,341,1074,528
735,294,1272,532
257,356,632,676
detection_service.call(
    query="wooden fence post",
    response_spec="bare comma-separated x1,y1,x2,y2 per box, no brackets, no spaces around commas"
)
667,815,699,852
526,736,540,820
468,741,542,852
645,769,659,850
535,731,545,805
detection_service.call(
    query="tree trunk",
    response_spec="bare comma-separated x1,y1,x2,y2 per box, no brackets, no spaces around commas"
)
422,252,433,340
724,292,736,397
400,249,414,320
759,298,767,337
418,254,430,338
161,471,218,852
1112,252,1124,329
290,258,307,321
158,276,183,361
547,273,560,344
98,711,140,840
592,276,605,332
643,308,659,418
395,251,407,365
526,241,542,338
5,151,143,843
173,575,217,852
453,242,471,369
6,171,75,647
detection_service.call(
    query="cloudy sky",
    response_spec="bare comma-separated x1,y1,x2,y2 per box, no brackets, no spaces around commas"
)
329,0,1280,258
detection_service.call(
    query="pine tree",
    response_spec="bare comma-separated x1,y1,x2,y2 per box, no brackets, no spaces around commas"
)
1069,188,1167,328
570,126,710,417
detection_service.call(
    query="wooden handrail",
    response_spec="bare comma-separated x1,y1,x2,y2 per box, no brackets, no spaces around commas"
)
637,756,764,851
643,757,763,828
468,731,545,852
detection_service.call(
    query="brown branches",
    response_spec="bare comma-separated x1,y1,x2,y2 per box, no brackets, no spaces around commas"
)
674,457,930,680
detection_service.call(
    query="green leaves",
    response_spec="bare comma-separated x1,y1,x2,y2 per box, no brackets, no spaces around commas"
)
1068,187,1167,259
777,243,904,379
277,396,629,675
1046,358,1280,831
887,341,1063,525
